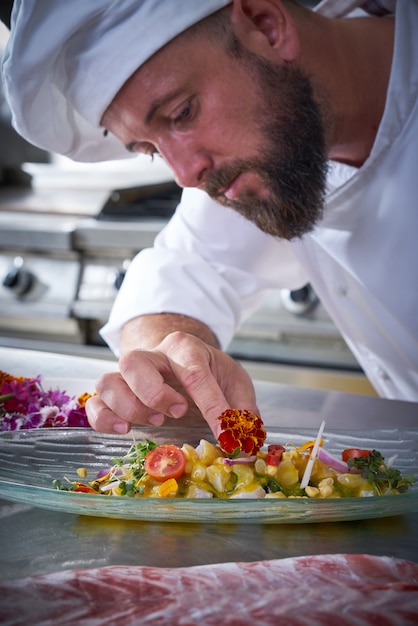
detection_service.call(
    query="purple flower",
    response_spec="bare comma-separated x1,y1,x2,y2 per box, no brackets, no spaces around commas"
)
0,371,92,430
67,408,90,428
1,411,45,430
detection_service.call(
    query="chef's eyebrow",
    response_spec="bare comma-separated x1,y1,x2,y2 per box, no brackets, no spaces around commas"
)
144,88,184,126
123,88,185,152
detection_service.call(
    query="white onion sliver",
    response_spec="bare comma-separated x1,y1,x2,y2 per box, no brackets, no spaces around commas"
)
300,420,326,489
387,454,398,468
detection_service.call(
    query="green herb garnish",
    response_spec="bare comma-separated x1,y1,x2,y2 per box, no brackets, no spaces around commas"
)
348,450,416,495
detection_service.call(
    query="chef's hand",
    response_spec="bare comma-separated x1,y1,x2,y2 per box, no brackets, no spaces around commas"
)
85,331,259,437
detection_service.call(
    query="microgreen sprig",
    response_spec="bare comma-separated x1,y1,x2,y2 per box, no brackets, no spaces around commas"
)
348,450,416,495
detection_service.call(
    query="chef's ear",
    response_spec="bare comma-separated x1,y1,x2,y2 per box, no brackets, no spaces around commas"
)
229,0,300,61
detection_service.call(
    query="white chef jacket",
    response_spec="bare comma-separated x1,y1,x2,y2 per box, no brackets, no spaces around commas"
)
101,0,418,402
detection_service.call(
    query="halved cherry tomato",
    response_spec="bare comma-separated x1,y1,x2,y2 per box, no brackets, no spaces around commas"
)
342,448,372,462
267,444,285,466
144,445,187,482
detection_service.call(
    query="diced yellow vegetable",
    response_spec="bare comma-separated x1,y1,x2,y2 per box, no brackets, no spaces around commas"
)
266,464,278,477
265,491,287,499
229,484,265,499
206,464,232,493
337,472,374,496
158,478,178,497
191,462,207,482
232,464,255,487
181,443,199,473
186,484,213,498
282,449,298,461
276,459,299,487
196,439,222,465
76,467,87,478
337,473,370,488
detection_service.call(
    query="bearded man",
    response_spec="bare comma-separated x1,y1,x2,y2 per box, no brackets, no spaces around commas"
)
3,0,417,437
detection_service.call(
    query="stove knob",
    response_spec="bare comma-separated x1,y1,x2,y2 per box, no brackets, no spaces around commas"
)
114,269,126,290
3,265,35,296
280,284,318,315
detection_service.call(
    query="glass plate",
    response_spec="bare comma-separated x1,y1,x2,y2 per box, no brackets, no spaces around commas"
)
0,425,417,524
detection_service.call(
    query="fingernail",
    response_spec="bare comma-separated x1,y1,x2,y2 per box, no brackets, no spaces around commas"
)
148,413,165,426
113,421,129,434
169,404,185,419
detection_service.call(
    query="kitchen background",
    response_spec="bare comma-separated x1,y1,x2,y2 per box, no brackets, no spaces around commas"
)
0,13,376,397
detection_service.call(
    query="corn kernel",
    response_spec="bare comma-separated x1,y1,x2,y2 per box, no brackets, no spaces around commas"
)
76,467,87,478
255,458,267,474
318,477,335,498
305,486,320,498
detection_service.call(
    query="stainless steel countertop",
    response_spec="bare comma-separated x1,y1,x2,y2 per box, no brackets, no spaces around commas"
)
1,346,418,582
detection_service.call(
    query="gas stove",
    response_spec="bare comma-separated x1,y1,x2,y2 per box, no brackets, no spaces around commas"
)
0,161,361,371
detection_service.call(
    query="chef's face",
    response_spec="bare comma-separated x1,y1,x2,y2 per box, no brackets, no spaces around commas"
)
103,23,328,240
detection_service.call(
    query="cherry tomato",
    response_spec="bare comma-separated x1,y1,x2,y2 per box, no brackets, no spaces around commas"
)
144,445,187,482
267,444,285,466
342,448,371,462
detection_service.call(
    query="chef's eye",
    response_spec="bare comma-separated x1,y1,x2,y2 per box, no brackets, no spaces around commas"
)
149,150,161,162
141,143,159,158
128,141,159,159
173,100,194,124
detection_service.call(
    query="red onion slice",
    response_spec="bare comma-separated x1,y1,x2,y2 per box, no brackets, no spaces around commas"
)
223,455,257,466
317,447,349,473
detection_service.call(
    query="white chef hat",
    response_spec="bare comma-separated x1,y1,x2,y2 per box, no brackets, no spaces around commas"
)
2,0,232,162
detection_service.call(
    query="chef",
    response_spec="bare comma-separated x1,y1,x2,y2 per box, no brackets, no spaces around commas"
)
2,0,417,437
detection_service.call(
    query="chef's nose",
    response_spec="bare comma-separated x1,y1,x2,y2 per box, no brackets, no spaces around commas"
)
160,142,212,189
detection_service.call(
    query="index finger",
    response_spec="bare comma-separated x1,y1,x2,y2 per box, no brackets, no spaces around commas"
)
119,349,189,418
161,336,259,437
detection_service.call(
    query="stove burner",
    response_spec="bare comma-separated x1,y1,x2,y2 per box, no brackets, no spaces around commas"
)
97,181,182,220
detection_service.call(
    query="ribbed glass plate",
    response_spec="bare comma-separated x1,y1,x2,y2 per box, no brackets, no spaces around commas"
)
0,425,417,524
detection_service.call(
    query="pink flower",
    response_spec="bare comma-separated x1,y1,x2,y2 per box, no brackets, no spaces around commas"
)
0,370,92,431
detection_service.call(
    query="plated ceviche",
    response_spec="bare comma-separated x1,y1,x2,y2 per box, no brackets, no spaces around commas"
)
54,414,416,500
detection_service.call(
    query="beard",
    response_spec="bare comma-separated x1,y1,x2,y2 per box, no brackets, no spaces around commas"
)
204,52,328,240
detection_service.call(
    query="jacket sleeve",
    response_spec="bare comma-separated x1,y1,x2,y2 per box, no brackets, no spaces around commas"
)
100,188,307,356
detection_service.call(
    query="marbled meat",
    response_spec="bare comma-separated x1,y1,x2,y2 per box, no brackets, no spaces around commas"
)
1,554,418,625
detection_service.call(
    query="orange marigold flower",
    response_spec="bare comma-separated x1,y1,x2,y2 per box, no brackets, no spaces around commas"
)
0,370,29,386
77,391,95,407
217,409,266,455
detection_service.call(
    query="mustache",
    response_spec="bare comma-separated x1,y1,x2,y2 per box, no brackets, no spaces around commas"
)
204,159,260,200
202,152,326,241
